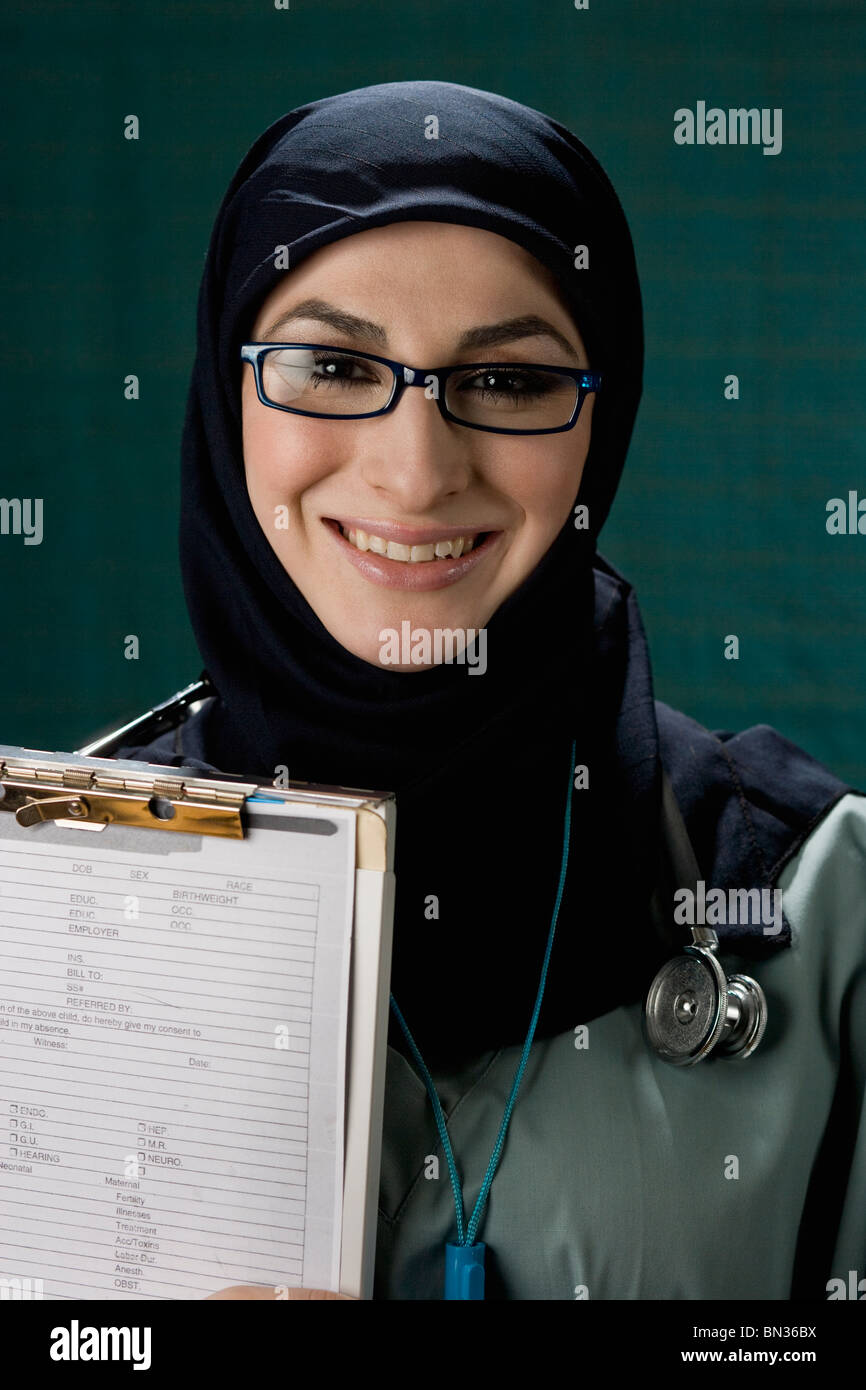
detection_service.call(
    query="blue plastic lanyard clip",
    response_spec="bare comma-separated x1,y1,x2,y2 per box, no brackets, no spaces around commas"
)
445,1242,486,1300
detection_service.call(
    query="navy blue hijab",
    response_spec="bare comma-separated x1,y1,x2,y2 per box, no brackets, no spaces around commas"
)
179,80,660,1064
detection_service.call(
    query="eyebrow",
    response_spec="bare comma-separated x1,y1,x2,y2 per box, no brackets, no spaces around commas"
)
259,298,582,361
457,315,580,361
261,299,388,347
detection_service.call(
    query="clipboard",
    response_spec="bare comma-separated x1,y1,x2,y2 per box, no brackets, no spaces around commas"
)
0,742,395,1301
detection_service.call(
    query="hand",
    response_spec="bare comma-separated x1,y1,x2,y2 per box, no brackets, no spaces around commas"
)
207,1285,356,1300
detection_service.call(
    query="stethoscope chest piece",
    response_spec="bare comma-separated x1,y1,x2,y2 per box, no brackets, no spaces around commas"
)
646,770,770,1066
645,940,768,1066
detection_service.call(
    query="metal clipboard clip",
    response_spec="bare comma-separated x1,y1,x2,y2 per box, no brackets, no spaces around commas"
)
0,670,254,838
1,670,393,864
0,756,258,839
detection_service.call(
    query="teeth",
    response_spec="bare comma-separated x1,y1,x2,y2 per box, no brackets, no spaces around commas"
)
341,525,481,562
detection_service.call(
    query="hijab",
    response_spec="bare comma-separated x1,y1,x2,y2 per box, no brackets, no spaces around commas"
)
179,80,660,1067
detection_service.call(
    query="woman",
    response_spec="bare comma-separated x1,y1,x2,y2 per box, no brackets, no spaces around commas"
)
112,80,866,1301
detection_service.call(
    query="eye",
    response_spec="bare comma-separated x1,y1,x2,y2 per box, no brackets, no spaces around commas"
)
455,367,560,402
309,353,382,388
260,347,394,413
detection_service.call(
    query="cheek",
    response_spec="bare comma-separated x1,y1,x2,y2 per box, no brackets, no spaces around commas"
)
503,438,588,539
242,388,339,514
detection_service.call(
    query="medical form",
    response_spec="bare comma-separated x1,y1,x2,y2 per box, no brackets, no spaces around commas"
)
0,748,395,1301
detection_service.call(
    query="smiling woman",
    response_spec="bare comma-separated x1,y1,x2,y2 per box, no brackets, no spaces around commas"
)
240,222,596,667
109,79,866,1304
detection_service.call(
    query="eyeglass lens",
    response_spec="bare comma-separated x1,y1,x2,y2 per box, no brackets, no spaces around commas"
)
259,347,580,428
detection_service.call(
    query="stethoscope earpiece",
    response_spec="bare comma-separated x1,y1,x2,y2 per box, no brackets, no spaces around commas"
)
645,935,768,1066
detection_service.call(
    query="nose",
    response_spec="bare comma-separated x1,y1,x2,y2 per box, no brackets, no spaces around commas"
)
357,381,474,513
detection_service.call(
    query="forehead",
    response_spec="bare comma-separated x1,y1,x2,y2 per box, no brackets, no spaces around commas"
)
250,221,575,335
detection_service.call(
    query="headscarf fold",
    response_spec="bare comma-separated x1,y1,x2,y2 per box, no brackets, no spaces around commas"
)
179,80,657,1065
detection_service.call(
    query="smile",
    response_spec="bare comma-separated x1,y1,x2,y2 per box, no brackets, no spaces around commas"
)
341,525,480,562
323,518,502,592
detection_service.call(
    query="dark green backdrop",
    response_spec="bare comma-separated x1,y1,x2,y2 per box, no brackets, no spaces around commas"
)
2,0,864,781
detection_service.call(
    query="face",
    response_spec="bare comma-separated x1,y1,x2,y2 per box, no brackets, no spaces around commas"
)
241,221,594,670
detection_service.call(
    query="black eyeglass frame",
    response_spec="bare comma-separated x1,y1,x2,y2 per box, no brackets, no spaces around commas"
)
240,342,602,436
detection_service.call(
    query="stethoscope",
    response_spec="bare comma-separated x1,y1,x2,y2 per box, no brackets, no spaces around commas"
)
80,673,769,1067
644,768,768,1065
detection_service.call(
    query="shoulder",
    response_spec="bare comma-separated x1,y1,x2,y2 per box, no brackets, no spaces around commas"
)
779,790,866,921
778,792,866,1090
114,697,222,774
655,698,858,891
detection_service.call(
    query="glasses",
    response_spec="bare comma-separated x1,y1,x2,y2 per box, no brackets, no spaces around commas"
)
240,343,602,436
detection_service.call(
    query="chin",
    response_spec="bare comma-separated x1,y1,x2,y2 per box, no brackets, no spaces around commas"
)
321,608,491,674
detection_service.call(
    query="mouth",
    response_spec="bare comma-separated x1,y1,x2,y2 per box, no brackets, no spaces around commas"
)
323,517,502,591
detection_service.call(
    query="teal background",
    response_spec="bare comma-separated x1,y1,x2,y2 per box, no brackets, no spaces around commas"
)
1,0,864,781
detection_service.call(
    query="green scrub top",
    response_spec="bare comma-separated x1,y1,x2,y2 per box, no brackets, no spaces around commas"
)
374,793,866,1300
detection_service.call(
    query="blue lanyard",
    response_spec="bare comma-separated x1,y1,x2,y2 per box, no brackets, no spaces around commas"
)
389,738,577,1300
